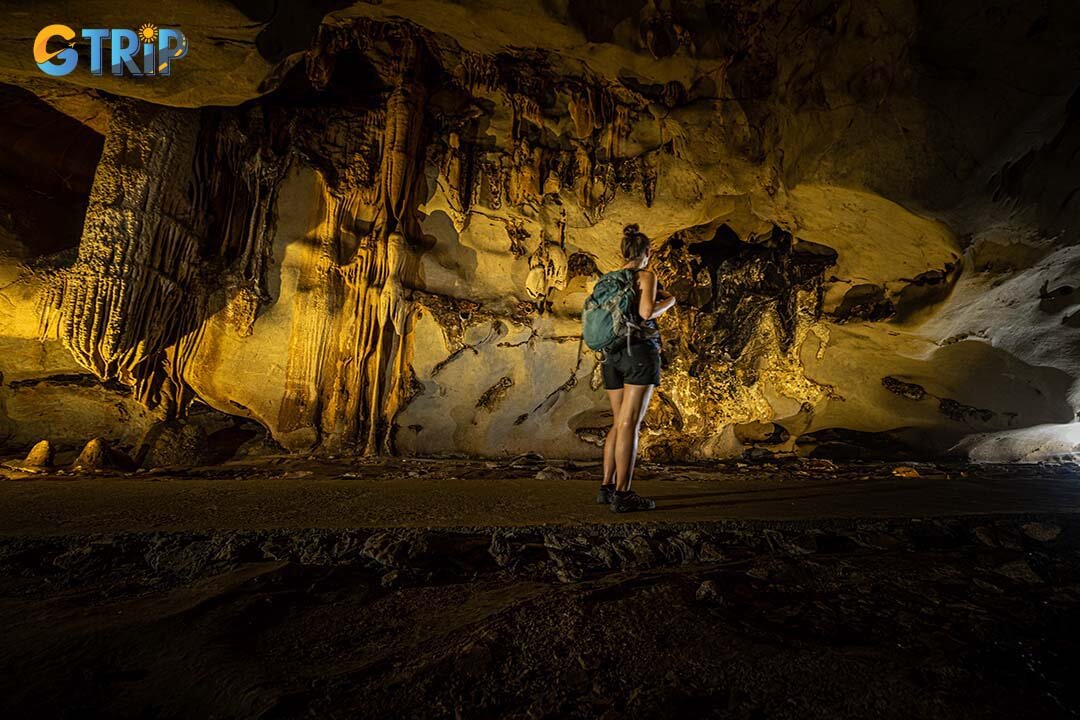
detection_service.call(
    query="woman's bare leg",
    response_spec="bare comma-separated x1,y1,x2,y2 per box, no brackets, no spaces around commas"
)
603,389,624,486
614,383,654,492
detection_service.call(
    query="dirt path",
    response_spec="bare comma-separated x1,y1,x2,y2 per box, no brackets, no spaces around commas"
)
1,457,1079,535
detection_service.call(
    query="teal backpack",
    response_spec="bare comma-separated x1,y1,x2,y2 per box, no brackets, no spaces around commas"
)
582,269,638,351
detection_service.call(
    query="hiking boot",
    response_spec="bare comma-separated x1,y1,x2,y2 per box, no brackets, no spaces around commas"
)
610,490,656,513
596,484,615,504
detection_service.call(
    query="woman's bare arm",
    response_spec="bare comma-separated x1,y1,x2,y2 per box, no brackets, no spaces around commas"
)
637,271,675,321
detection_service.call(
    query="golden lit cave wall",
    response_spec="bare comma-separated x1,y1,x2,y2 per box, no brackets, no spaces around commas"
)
192,165,1066,462
40,40,429,456
22,14,1079,460
162,82,842,458
25,102,1039,459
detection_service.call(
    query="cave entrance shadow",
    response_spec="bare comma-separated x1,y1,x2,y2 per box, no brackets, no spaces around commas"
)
0,83,103,259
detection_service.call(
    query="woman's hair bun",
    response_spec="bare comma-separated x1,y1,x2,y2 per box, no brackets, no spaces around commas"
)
620,223,651,260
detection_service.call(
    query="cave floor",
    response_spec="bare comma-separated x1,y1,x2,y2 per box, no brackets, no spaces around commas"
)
2,457,1079,719
1,455,1079,535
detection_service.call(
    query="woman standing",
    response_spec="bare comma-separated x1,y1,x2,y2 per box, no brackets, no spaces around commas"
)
597,225,675,513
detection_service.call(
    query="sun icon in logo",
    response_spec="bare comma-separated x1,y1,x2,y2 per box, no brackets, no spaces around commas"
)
138,23,158,44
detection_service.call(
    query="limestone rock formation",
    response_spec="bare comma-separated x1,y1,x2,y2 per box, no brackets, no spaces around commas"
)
2,439,54,473
1,0,1079,462
140,421,212,469
72,437,130,472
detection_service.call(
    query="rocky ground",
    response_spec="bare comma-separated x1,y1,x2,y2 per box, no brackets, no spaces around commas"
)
1,458,1079,718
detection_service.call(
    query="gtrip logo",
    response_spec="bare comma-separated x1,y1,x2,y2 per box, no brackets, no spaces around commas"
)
34,23,188,77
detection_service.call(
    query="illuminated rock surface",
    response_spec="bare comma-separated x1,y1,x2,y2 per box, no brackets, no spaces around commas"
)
1,0,1079,462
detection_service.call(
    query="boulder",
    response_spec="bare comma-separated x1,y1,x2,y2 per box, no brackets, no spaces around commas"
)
139,422,211,469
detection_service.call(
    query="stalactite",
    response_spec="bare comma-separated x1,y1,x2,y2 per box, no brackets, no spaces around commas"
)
39,101,207,410
575,156,617,220
602,104,632,159
304,19,378,92
574,144,593,212
460,51,500,92
215,115,291,337
642,152,660,208
568,88,596,139
441,131,473,228
312,36,429,455
506,140,544,207
277,112,387,452
380,81,425,231
373,231,415,453
463,148,481,207
510,93,543,139
542,153,563,196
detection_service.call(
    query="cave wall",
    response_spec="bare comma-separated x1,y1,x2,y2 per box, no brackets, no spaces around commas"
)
1,0,1079,462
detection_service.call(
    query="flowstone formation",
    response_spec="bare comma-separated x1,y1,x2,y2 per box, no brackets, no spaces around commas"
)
1,0,1079,463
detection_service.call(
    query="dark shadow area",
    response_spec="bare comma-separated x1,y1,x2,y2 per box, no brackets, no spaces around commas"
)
656,222,838,373
227,0,354,62
797,427,919,460
2,506,1078,719
0,83,102,260
564,0,645,44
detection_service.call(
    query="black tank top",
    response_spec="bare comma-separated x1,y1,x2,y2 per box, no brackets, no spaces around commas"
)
630,269,662,350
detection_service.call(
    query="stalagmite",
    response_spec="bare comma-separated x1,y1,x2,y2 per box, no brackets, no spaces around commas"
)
2,440,54,472
72,437,121,471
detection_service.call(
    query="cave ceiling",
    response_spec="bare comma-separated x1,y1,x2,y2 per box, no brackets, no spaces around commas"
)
1,0,1078,462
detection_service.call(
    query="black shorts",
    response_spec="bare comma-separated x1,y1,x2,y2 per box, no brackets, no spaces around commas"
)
601,342,661,389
